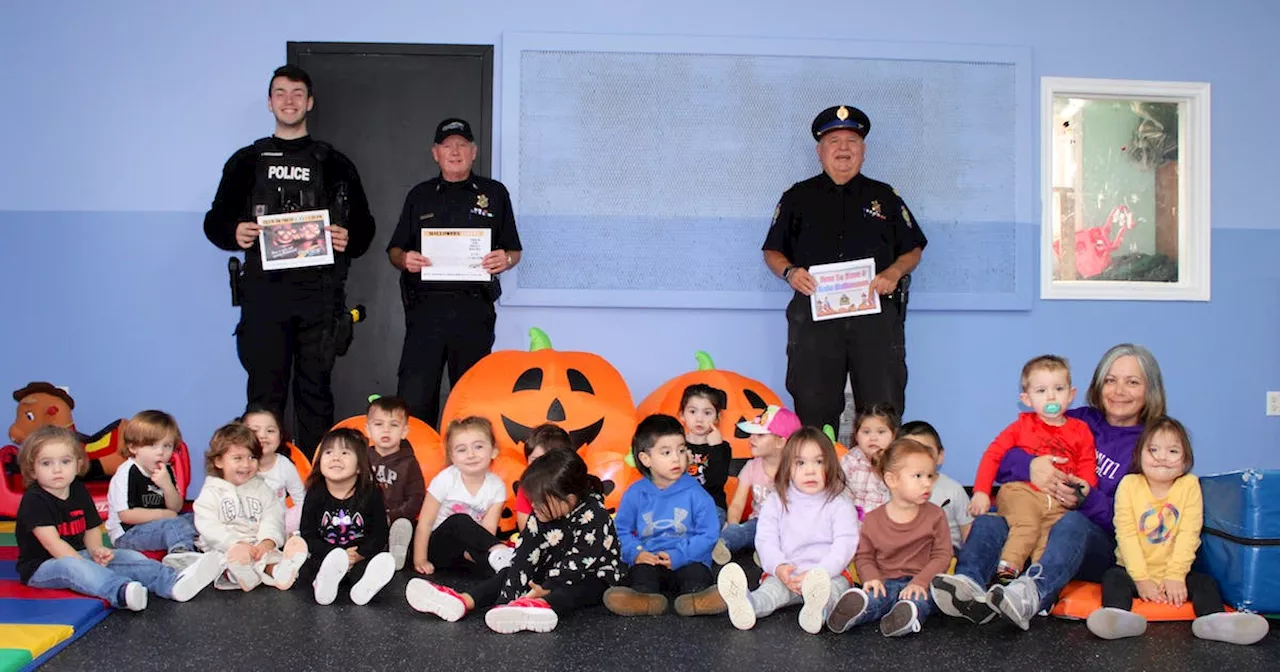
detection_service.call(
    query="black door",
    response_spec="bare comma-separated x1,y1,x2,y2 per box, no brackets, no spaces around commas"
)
288,42,494,427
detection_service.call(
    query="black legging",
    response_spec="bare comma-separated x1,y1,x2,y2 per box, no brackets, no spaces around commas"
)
1101,566,1223,616
427,514,501,575
470,567,608,616
627,562,713,596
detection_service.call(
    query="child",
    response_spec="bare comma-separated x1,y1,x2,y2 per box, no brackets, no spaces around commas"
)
606,414,722,617
1086,417,1269,645
299,428,396,605
365,395,425,570
900,420,972,551
105,410,197,556
680,384,731,522
412,417,513,577
840,403,897,516
194,423,308,592
514,423,575,533
967,355,1097,583
718,427,858,634
242,405,306,535
828,438,952,637
407,449,623,633
712,405,800,565
17,426,222,610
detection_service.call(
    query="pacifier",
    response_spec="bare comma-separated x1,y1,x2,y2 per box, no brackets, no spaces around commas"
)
1044,403,1062,414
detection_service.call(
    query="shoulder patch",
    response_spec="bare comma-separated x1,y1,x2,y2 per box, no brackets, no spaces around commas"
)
771,202,781,226
902,206,913,228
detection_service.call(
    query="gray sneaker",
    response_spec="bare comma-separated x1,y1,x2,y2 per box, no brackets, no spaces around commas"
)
989,564,1043,631
930,573,998,625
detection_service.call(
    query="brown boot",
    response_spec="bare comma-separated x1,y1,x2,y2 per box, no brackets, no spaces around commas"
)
674,585,727,616
603,587,668,616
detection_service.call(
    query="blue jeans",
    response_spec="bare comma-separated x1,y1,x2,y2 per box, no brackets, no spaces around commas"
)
852,577,935,626
955,511,1116,610
27,549,179,607
114,514,197,553
720,518,757,553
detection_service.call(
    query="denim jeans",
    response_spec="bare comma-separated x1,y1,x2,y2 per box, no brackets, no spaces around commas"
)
114,514,197,553
27,549,179,607
851,577,934,626
954,511,1116,610
720,518,757,553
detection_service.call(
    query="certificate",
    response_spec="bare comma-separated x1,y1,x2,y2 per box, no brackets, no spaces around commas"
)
420,228,491,282
809,258,881,321
258,209,334,271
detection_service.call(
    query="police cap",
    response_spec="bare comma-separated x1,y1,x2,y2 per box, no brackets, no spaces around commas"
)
433,118,474,144
811,105,870,140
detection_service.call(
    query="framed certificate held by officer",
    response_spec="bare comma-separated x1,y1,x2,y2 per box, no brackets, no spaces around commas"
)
420,228,491,282
257,209,335,271
809,258,882,321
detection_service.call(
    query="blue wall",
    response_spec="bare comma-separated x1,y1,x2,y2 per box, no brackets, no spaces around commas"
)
2,1,1277,495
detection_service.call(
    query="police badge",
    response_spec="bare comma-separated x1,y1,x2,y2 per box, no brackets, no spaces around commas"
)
476,194,489,209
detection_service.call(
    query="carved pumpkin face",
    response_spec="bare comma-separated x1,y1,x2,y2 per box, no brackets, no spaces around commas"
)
582,448,641,514
441,328,637,460
331,415,445,486
636,351,783,461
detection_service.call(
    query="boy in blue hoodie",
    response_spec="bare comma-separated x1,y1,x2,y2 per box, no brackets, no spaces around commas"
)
605,414,724,617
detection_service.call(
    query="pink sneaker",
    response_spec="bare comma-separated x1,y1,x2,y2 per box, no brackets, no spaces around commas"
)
406,578,469,622
485,597,558,634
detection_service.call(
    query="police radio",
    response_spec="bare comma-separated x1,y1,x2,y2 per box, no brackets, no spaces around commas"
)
334,304,367,357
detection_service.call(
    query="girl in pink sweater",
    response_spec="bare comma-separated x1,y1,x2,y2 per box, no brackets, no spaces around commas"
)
718,427,859,634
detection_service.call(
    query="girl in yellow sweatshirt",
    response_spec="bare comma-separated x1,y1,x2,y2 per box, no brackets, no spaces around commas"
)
1086,416,1268,645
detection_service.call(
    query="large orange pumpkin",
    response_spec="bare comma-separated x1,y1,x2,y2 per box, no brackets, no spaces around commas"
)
636,351,784,461
330,415,446,486
440,327,637,460
491,454,529,534
582,448,642,514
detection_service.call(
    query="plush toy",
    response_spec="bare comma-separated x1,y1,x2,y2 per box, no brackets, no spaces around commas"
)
440,327,637,460
636,351,784,460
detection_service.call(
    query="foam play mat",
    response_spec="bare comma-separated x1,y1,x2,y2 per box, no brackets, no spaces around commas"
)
0,521,113,671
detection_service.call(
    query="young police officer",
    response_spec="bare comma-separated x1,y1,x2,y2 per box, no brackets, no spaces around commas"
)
387,118,522,425
763,105,927,429
203,65,376,458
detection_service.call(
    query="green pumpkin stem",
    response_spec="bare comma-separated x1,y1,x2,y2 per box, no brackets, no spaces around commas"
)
529,327,553,352
822,424,837,442
694,351,715,371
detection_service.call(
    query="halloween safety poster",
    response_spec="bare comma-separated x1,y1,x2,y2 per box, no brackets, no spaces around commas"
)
809,257,882,321
257,209,335,271
420,228,491,282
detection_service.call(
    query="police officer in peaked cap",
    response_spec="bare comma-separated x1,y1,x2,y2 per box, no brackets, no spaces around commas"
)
762,105,927,429
203,64,376,459
387,118,522,426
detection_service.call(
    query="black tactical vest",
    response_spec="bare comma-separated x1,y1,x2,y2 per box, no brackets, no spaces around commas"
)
250,137,329,218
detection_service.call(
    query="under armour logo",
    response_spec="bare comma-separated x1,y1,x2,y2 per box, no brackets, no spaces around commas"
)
640,508,689,537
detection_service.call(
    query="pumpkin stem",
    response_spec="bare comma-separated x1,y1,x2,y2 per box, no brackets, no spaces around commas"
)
694,351,715,371
822,424,837,442
529,327,553,352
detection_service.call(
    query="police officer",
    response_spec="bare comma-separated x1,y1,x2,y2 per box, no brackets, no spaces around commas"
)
762,105,927,429
387,118,522,425
203,65,376,458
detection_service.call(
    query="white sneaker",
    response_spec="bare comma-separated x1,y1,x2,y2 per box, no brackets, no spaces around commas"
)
161,552,202,572
880,600,923,637
122,582,148,611
350,552,396,606
1192,612,1270,646
485,598,558,634
406,578,468,622
718,562,755,631
798,568,832,634
271,536,310,591
1086,607,1147,639
931,573,998,625
989,564,1043,631
389,518,414,571
169,552,224,602
488,545,515,573
826,587,869,633
313,548,350,606
712,539,731,565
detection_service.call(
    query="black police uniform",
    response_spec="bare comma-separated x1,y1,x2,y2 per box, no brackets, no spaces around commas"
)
388,173,521,425
762,106,927,430
204,135,375,458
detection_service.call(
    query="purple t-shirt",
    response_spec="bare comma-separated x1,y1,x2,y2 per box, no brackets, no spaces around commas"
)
995,406,1142,533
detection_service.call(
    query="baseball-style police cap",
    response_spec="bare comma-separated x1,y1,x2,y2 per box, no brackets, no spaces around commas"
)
811,105,871,140
433,118,474,144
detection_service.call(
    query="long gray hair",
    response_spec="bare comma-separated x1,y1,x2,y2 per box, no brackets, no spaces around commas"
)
1085,343,1165,423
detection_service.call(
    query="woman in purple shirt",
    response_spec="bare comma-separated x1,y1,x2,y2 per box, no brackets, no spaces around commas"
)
931,343,1167,630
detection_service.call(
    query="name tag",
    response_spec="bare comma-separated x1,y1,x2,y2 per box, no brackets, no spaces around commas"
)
419,213,435,220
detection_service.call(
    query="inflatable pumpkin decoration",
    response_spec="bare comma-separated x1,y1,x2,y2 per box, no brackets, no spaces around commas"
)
636,351,783,460
440,327,637,460
582,448,642,514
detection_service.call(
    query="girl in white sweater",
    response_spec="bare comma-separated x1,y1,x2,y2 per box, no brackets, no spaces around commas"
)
194,423,308,592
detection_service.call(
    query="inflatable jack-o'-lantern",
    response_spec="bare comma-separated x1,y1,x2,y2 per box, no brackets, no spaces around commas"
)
330,414,445,486
491,453,528,534
823,425,850,461
636,351,783,460
441,327,637,460
582,448,641,514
